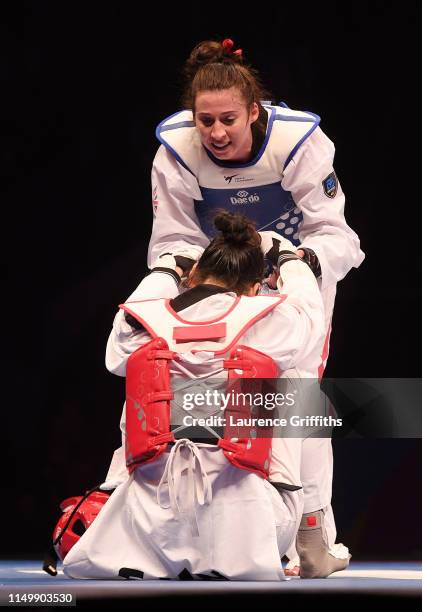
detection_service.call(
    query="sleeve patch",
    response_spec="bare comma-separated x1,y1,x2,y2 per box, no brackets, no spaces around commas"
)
322,172,338,198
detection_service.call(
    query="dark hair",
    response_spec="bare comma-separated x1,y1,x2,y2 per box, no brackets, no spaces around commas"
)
191,211,264,295
182,39,271,138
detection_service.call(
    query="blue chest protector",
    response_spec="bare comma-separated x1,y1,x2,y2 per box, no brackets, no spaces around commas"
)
197,181,299,243
156,105,320,245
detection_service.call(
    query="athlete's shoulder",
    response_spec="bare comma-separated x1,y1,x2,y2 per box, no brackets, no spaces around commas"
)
121,297,167,308
268,103,321,126
155,109,202,175
264,104,322,167
155,109,195,139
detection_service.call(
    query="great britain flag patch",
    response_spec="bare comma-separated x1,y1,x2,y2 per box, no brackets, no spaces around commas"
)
322,172,338,198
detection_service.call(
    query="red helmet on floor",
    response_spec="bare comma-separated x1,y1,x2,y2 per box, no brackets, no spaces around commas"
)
52,490,110,561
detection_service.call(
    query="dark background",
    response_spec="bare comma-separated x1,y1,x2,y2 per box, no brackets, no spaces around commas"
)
3,1,421,559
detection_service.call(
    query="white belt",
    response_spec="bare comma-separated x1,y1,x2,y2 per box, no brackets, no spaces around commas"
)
157,439,212,537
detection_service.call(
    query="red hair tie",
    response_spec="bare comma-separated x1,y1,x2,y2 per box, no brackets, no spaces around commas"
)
222,38,242,58
222,38,234,52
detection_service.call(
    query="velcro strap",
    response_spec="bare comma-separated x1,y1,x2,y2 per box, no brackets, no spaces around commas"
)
223,359,253,370
218,439,239,453
277,250,300,268
149,432,175,447
147,350,176,360
145,391,174,403
173,323,227,342
299,512,322,530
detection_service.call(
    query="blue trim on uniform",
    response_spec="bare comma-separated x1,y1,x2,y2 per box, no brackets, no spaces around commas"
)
274,114,316,123
203,105,277,169
278,100,290,108
155,110,196,176
282,112,321,170
252,105,276,165
160,121,195,132
155,107,321,176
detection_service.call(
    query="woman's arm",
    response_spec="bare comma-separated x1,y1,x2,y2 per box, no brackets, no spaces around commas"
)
148,146,209,267
282,127,365,290
243,258,326,372
105,269,181,376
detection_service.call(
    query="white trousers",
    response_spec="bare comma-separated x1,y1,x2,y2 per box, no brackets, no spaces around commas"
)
285,282,338,566
284,436,335,566
63,442,303,581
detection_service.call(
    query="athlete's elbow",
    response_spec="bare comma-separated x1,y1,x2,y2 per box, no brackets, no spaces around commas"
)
105,352,127,377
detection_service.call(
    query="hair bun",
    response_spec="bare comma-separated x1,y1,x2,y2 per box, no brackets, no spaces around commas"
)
214,211,258,246
184,39,244,82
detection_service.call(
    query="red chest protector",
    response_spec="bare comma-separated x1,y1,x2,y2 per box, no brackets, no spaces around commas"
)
123,295,284,479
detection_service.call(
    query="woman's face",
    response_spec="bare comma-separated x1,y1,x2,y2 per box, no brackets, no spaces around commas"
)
194,87,259,162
